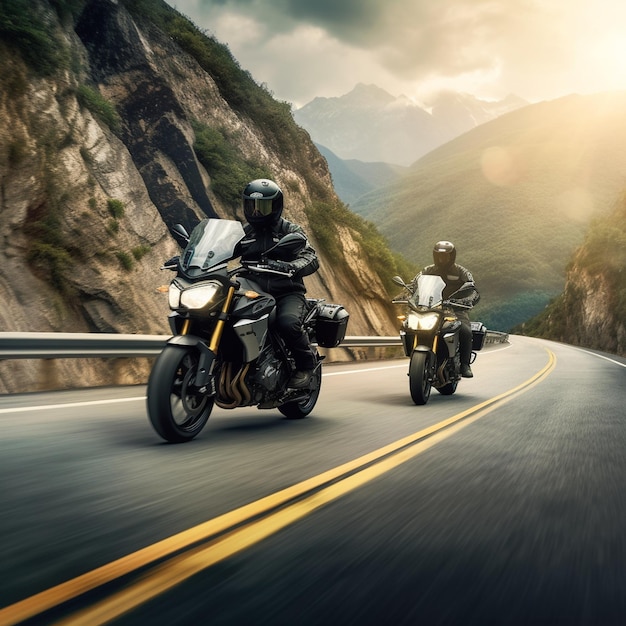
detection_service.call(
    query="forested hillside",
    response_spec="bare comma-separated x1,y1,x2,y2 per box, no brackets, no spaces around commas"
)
351,92,626,330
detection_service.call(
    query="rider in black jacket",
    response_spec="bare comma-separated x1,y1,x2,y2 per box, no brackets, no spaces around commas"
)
238,179,319,389
415,241,480,378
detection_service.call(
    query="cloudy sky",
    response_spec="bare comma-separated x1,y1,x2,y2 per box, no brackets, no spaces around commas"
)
164,0,626,108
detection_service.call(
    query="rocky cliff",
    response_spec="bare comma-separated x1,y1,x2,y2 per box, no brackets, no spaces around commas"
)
517,192,626,355
0,0,398,393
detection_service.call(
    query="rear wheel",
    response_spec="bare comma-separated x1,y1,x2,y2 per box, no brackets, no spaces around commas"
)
147,346,214,443
409,351,432,405
279,362,322,419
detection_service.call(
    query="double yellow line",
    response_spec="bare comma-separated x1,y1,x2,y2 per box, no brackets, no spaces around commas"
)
0,350,556,626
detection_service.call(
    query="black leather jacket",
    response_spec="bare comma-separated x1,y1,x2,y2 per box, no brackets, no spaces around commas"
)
238,218,319,296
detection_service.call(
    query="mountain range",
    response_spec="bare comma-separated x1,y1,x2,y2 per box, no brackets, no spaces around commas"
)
294,83,527,167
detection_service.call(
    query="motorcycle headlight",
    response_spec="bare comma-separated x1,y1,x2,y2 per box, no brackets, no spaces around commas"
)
168,282,182,309
407,311,439,331
179,281,222,310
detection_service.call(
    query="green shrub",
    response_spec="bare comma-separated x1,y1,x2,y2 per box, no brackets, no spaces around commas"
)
116,251,134,271
107,219,120,235
0,0,67,75
107,198,125,218
192,120,269,208
27,242,72,292
76,85,121,131
132,244,151,260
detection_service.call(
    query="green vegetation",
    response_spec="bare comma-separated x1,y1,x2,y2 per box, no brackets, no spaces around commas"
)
307,200,417,294
107,220,120,235
76,86,121,132
107,198,125,219
192,121,269,209
24,192,76,295
27,241,72,292
132,244,151,260
116,251,134,271
50,0,85,21
0,0,70,75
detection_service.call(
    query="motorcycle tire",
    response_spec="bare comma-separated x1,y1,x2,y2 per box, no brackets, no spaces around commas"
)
278,363,322,419
409,351,432,405
147,345,214,443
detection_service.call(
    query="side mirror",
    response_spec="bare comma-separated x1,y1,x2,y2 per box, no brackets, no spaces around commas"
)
171,223,190,247
392,275,407,287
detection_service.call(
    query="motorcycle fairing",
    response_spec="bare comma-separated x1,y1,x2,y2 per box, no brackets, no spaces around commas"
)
232,316,270,362
180,219,245,276
410,274,446,308
228,277,277,362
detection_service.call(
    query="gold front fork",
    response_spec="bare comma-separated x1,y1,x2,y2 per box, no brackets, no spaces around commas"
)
209,285,236,352
412,333,437,353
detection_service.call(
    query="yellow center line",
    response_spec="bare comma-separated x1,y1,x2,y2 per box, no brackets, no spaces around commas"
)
0,350,556,626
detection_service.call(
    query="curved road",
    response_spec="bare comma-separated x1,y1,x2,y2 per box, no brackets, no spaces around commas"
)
0,336,625,625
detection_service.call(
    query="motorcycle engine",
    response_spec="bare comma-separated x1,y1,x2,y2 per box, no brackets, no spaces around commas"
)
249,348,286,395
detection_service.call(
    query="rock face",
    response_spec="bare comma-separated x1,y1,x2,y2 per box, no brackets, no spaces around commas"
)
0,0,398,393
517,191,626,356
527,262,626,356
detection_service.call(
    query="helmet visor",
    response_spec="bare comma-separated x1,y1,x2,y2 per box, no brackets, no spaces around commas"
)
433,251,451,266
244,197,274,217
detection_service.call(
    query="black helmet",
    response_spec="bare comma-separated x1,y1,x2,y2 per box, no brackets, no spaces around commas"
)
433,240,456,269
243,179,283,227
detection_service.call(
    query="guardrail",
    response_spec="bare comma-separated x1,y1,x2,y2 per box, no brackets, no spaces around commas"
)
0,331,508,360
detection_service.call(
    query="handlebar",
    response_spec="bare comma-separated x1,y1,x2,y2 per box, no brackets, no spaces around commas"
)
444,300,473,309
235,263,294,278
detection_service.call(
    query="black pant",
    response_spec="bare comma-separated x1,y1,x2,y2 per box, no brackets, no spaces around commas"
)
274,292,316,370
456,310,473,367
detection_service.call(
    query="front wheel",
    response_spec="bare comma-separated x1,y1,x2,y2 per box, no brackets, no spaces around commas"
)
279,363,322,419
409,351,432,405
147,346,214,443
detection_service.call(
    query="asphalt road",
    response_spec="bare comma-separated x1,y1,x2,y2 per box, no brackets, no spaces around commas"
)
0,335,625,625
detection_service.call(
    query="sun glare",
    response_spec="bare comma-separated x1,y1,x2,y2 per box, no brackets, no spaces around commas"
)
587,34,626,89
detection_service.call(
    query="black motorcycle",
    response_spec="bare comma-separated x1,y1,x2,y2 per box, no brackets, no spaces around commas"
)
392,274,485,405
147,218,349,443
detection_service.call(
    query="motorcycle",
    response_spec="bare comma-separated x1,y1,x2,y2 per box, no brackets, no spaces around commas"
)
392,274,484,405
147,218,349,443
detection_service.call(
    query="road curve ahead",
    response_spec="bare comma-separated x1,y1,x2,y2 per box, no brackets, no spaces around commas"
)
0,336,625,625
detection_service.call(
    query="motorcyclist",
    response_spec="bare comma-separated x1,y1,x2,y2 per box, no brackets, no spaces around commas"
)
413,241,480,377
238,179,319,389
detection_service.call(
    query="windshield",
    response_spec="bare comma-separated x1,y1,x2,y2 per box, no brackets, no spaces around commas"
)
180,219,245,272
409,274,446,308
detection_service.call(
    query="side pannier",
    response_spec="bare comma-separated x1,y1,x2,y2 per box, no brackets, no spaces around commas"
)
315,303,349,348
471,321,487,351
